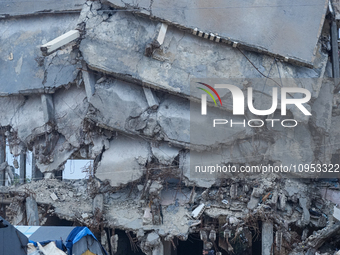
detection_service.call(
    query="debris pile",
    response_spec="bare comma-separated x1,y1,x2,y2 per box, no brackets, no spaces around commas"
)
1,0,340,254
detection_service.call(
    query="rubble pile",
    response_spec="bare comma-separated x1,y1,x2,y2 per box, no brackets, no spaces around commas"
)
1,0,340,254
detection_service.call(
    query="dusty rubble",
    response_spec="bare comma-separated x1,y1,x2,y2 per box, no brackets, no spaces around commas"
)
1,0,340,254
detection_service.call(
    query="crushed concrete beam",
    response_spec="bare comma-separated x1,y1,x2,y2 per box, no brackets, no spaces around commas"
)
143,87,159,109
41,30,80,56
82,62,96,101
41,94,55,123
191,204,205,219
156,23,168,46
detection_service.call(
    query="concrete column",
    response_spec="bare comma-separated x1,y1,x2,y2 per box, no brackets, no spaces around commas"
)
331,20,339,81
19,149,26,184
262,221,273,255
0,133,5,186
41,94,55,123
143,87,159,109
32,156,43,181
93,194,104,214
40,29,80,55
163,241,176,255
82,61,96,101
26,196,39,226
101,230,110,255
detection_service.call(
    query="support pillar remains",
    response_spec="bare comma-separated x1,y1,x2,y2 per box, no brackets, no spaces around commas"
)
0,133,5,186
19,149,26,184
262,221,273,255
26,196,39,226
32,156,43,182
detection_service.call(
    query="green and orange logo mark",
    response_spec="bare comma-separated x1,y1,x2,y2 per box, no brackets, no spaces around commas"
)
197,82,222,106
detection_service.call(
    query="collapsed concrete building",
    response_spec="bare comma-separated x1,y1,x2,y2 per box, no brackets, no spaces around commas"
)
1,0,340,254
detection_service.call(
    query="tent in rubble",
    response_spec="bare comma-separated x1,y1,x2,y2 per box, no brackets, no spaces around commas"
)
16,225,108,255
0,216,28,255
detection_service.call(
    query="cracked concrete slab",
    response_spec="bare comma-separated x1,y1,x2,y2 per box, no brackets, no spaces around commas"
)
95,135,150,187
54,84,89,148
104,0,328,67
0,14,79,96
80,10,328,104
0,0,85,18
87,79,149,133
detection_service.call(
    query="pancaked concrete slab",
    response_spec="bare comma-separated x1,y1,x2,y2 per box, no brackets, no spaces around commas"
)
87,79,255,149
104,0,327,67
7,95,46,144
95,135,150,187
80,10,328,104
0,0,84,18
87,79,149,132
0,14,79,95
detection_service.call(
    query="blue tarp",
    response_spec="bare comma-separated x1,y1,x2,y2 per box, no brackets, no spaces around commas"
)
65,227,107,255
29,226,107,255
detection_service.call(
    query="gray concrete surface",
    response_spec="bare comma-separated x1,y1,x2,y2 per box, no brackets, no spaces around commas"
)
26,196,39,226
95,136,150,187
104,0,328,66
0,0,85,18
262,221,273,255
0,14,79,95
80,10,328,104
